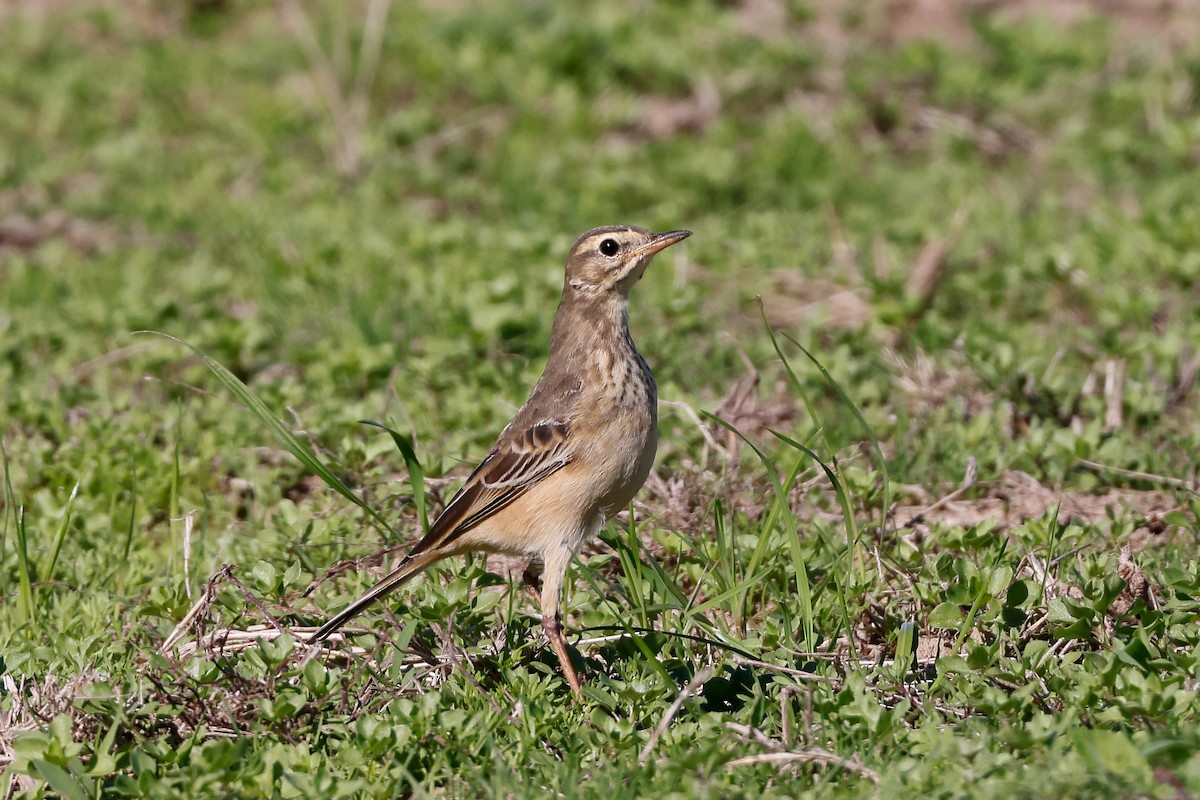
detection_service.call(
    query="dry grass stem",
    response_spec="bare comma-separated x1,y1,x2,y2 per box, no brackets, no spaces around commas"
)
1078,459,1199,494
161,566,224,654
1103,358,1126,433
639,666,714,765
902,456,977,528
278,0,392,176
904,201,971,315
181,509,195,600
732,657,832,683
725,749,880,780
724,723,880,783
1167,349,1200,409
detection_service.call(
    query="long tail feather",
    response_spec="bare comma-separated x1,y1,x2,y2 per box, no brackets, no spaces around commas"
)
309,548,446,643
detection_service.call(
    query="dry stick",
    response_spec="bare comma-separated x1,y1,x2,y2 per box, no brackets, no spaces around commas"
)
329,3,351,84
430,622,516,723
161,566,227,653
179,626,361,661
904,202,972,318
638,666,714,765
1077,459,1199,494
726,722,779,751
223,568,290,639
726,723,879,783
1167,349,1200,410
732,657,832,683
661,399,725,455
902,456,977,528
724,749,880,784
180,509,195,601
339,0,392,175
1103,358,1126,433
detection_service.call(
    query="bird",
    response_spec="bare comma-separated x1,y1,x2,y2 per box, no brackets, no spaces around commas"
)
309,225,692,697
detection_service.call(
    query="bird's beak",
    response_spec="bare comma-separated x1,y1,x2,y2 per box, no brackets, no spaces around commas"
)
632,229,692,259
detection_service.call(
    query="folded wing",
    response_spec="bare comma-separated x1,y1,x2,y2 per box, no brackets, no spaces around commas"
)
409,420,572,555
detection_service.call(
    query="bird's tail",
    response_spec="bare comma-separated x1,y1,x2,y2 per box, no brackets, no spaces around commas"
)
308,548,446,644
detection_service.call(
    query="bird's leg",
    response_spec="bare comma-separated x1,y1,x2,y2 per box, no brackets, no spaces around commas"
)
539,547,583,698
543,610,583,698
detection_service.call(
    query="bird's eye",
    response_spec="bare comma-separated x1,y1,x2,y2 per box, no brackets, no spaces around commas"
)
599,238,620,257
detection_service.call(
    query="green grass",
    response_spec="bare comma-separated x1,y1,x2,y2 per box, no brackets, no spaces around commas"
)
2,1,1199,797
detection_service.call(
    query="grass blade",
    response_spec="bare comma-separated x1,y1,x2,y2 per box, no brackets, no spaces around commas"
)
14,506,34,625
701,411,784,624
768,429,859,556
123,469,138,564
702,411,815,645
612,514,649,625
580,564,675,689
170,432,180,578
709,499,743,628
116,468,138,595
140,331,396,539
360,419,428,535
894,620,916,682
768,427,861,661
779,329,891,533
42,477,81,584
759,305,889,546
1,438,12,596
29,760,88,800
701,411,781,581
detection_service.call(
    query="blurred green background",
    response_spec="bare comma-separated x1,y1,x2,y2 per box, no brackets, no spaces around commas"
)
1,1,1199,797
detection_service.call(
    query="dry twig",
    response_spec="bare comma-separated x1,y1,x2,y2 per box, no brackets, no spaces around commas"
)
1078,459,1199,495
724,723,879,783
902,456,977,528
732,657,832,683
639,667,713,765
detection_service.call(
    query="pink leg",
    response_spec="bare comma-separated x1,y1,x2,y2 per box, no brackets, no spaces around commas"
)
538,547,583,698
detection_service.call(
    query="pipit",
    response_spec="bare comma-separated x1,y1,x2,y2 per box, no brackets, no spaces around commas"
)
309,225,691,696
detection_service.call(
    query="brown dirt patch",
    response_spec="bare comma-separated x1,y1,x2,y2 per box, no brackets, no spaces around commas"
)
895,469,1190,546
801,0,1200,54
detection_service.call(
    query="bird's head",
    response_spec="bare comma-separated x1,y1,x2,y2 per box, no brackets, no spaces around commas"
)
564,226,691,297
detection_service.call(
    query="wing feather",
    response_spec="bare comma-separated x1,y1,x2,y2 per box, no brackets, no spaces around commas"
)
408,420,571,556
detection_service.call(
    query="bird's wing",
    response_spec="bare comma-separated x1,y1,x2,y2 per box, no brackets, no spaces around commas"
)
308,419,573,643
408,420,573,556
